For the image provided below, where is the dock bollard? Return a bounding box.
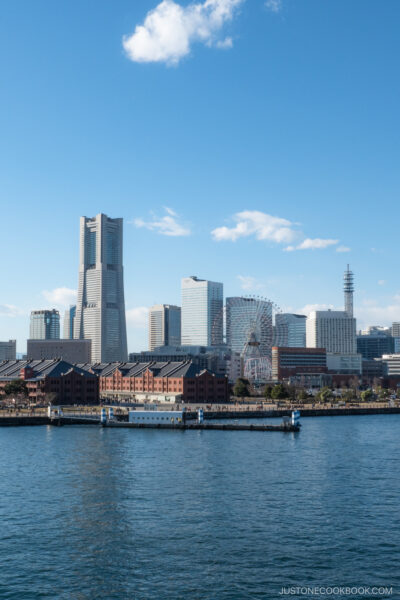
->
[291,410,300,427]
[197,408,204,424]
[100,408,107,424]
[108,407,114,421]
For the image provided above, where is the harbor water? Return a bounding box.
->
[0,414,399,599]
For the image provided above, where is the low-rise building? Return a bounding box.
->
[129,345,233,379]
[357,334,394,360]
[326,353,362,374]
[272,347,327,381]
[27,339,92,363]
[381,354,400,376]
[0,340,16,361]
[94,361,228,403]
[0,359,98,404]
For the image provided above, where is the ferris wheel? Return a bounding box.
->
[213,295,283,384]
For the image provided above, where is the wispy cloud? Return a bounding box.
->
[0,304,25,318]
[134,208,191,237]
[285,238,339,251]
[42,287,77,307]
[378,280,386,286]
[298,303,336,315]
[237,275,265,291]
[336,245,351,253]
[212,210,341,251]
[357,296,400,329]
[212,210,298,244]
[123,0,244,66]
[126,307,148,328]
[265,0,282,13]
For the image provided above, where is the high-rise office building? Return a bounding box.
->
[275,313,306,347]
[148,304,181,351]
[74,213,128,363]
[0,340,16,361]
[63,305,76,339]
[226,297,272,355]
[306,310,357,353]
[181,276,223,346]
[30,310,60,340]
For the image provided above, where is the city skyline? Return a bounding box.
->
[1,1,400,351]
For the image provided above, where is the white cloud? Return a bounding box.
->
[285,238,339,251]
[336,245,351,253]
[298,303,336,316]
[126,307,148,328]
[265,0,282,13]
[212,210,298,244]
[212,211,343,251]
[357,296,400,329]
[237,275,265,291]
[378,280,386,286]
[42,287,77,307]
[0,304,25,318]
[123,0,243,65]
[134,208,191,237]
[215,36,233,48]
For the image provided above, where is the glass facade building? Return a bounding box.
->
[74,213,128,362]
[181,277,223,346]
[63,305,76,339]
[274,313,306,347]
[30,310,60,340]
[148,305,181,351]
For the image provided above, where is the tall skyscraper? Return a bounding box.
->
[344,264,354,317]
[148,304,181,351]
[74,213,128,363]
[226,297,272,355]
[306,310,356,353]
[181,276,223,346]
[274,313,306,347]
[63,305,76,339]
[30,310,60,340]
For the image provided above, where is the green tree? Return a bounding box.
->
[271,384,288,400]
[316,386,332,403]
[296,388,308,402]
[4,380,28,397]
[264,385,273,399]
[233,377,250,398]
[360,389,373,402]
[342,389,357,402]
[377,387,390,400]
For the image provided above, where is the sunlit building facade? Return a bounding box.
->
[74,213,128,363]
[181,276,223,346]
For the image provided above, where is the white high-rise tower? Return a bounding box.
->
[74,213,128,363]
[181,276,223,346]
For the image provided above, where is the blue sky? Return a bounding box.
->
[0,0,399,353]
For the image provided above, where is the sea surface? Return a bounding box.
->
[0,415,399,600]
